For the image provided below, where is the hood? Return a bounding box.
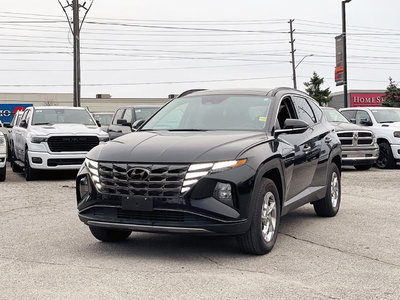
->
[379,121,400,128]
[329,122,367,132]
[88,131,270,163]
[29,123,106,137]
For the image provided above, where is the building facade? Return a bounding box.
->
[329,89,386,109]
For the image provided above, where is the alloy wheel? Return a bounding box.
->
[331,172,339,207]
[261,191,277,243]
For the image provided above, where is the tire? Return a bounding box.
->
[24,151,37,181]
[354,164,373,171]
[89,226,131,242]
[0,166,5,182]
[376,142,396,169]
[237,178,281,255]
[313,163,341,217]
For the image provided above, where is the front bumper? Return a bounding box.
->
[341,146,379,166]
[28,150,85,170]
[391,144,400,160]
[77,163,256,235]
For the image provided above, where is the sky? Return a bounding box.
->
[0,0,399,98]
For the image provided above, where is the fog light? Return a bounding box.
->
[79,176,90,201]
[213,182,233,207]
[32,157,42,164]
[0,158,4,162]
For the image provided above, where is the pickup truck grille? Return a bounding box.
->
[98,163,189,197]
[47,136,99,152]
[337,131,373,146]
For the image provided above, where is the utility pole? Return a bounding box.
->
[289,19,297,89]
[342,0,352,108]
[58,0,94,107]
[72,0,81,107]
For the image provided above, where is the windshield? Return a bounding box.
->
[32,109,96,126]
[142,94,271,131]
[323,109,349,123]
[135,107,159,121]
[371,109,400,123]
[93,113,113,126]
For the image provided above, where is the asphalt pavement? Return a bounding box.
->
[0,164,399,299]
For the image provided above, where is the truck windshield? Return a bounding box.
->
[135,107,159,121]
[93,113,113,126]
[323,109,349,123]
[142,94,271,131]
[371,109,400,123]
[32,109,96,126]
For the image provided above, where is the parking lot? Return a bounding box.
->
[0,164,399,299]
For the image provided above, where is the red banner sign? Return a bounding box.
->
[350,93,385,107]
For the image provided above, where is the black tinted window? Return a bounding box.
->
[112,109,124,125]
[308,100,323,122]
[293,96,316,125]
[356,110,372,125]
[341,110,356,121]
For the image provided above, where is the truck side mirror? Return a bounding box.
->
[132,119,145,131]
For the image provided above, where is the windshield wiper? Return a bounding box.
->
[33,122,53,126]
[380,121,396,123]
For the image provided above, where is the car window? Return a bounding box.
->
[112,109,124,125]
[356,110,372,126]
[277,97,297,129]
[341,110,356,121]
[292,96,316,125]
[123,108,133,123]
[308,99,323,122]
[135,107,159,121]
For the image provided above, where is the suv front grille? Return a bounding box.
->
[47,136,99,152]
[99,163,189,197]
[337,131,373,146]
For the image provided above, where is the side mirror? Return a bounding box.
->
[132,119,145,131]
[274,119,309,137]
[349,119,356,124]
[3,122,12,128]
[116,119,127,125]
[360,119,372,126]
[95,120,101,127]
[20,120,28,128]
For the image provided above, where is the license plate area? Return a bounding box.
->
[121,196,153,211]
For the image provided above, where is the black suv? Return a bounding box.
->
[77,88,341,255]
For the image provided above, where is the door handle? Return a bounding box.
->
[303,145,312,152]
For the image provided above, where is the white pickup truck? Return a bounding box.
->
[10,106,109,180]
[340,107,400,169]
[0,132,6,181]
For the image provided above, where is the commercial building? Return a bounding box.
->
[329,89,386,109]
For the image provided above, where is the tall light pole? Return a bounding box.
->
[58,0,94,107]
[342,0,351,108]
[295,54,314,69]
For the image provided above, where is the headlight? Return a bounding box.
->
[99,136,110,142]
[394,131,400,138]
[85,158,101,190]
[0,136,5,145]
[181,159,247,193]
[31,136,48,143]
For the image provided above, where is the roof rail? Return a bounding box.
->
[269,87,308,97]
[177,89,207,98]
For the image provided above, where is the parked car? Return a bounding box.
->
[0,132,6,181]
[108,106,160,140]
[10,106,109,181]
[77,88,342,255]
[92,112,114,132]
[7,110,24,168]
[322,107,378,170]
[0,121,9,140]
[340,107,400,169]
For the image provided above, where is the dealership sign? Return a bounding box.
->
[0,104,32,123]
[350,93,385,107]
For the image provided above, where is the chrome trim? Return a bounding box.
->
[86,220,211,233]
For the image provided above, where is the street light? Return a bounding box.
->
[342,0,352,108]
[295,54,314,69]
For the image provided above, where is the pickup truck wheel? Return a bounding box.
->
[354,164,373,171]
[89,226,131,242]
[0,166,5,182]
[313,163,341,217]
[24,152,37,181]
[376,142,396,169]
[237,178,280,255]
